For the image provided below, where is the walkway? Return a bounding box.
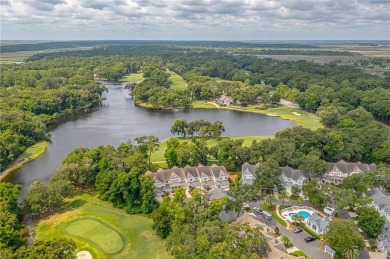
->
[275,205,291,229]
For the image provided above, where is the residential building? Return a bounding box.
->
[146,164,229,196]
[241,160,376,188]
[204,187,232,200]
[321,160,376,185]
[305,213,331,235]
[367,188,390,254]
[241,162,258,185]
[240,162,307,189]
[217,95,233,106]
[280,166,307,188]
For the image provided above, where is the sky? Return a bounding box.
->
[1,0,389,41]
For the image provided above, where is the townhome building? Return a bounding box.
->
[241,162,307,189]
[367,188,390,254]
[146,164,229,196]
[321,160,376,185]
[242,160,376,188]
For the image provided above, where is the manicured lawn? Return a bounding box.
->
[168,70,187,91]
[120,73,144,82]
[34,193,172,259]
[289,250,309,258]
[19,141,48,161]
[212,77,239,83]
[245,106,322,130]
[191,100,218,109]
[260,204,288,227]
[192,103,323,130]
[151,136,273,163]
[65,218,124,254]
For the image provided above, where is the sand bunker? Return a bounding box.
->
[292,112,301,116]
[76,251,93,259]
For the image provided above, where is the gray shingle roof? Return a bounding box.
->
[205,187,232,200]
[367,188,386,200]
[326,160,377,174]
[308,213,331,231]
[241,162,258,176]
[280,166,306,180]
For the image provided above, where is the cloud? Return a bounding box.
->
[1,0,389,40]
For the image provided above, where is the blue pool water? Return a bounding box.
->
[288,211,311,219]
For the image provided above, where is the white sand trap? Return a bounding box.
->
[267,114,278,117]
[76,251,93,259]
[292,112,301,116]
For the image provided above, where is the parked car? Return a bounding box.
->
[304,236,316,243]
[262,211,272,220]
[293,228,302,234]
[253,207,263,214]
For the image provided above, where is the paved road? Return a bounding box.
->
[248,202,330,259]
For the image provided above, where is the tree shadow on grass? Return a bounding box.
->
[67,199,87,209]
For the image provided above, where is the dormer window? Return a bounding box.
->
[204,177,208,181]
[166,181,169,183]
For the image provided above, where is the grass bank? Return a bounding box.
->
[192,100,219,109]
[0,141,48,181]
[151,136,273,163]
[260,204,288,227]
[289,250,309,258]
[34,193,171,259]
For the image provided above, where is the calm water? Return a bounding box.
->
[6,81,295,197]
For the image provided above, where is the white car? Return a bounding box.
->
[253,207,263,214]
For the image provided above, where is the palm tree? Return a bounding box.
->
[265,194,277,209]
[343,246,360,259]
[135,135,160,169]
[296,215,305,227]
[280,235,292,248]
[292,214,299,226]
[278,190,288,205]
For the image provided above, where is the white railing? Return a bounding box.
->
[280,206,316,215]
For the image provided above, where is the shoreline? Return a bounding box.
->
[0,98,104,181]
[136,100,323,131]
[0,141,49,182]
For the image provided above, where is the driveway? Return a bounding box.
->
[248,202,330,259]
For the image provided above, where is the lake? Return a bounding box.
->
[6,81,296,197]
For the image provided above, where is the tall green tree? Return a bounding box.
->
[170,119,188,138]
[325,220,365,254]
[356,207,385,238]
[135,135,160,169]
[298,153,326,180]
[253,159,282,192]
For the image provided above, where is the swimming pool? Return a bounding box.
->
[288,211,311,219]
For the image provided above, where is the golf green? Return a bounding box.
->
[65,218,124,254]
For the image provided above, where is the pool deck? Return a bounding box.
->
[281,206,317,225]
